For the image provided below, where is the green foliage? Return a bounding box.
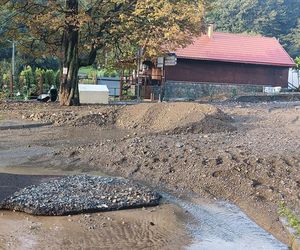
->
[44,69,56,91]
[2,0,207,105]
[35,67,45,95]
[0,60,11,89]
[207,0,300,57]
[20,66,36,97]
[79,79,96,85]
[0,88,10,100]
[295,57,300,70]
[55,70,60,88]
[79,66,100,77]
[279,202,300,236]
[33,58,60,71]
[0,43,12,61]
[100,69,118,78]
[3,0,205,66]
[17,67,57,98]
[0,42,59,97]
[35,68,45,79]
[2,73,10,84]
[288,20,300,57]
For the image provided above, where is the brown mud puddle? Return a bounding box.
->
[0,172,289,250]
[0,172,191,250]
[0,204,190,250]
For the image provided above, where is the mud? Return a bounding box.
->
[1,101,235,134]
[0,101,300,246]
[0,205,189,250]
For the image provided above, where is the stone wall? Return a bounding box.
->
[163,81,265,101]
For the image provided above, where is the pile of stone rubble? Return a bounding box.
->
[0,175,161,216]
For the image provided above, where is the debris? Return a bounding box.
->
[0,175,161,216]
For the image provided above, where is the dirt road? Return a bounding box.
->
[0,101,299,246]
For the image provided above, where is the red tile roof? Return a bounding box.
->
[174,32,295,67]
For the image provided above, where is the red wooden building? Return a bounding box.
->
[165,28,295,88]
[123,27,295,100]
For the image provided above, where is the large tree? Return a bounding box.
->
[1,0,206,105]
[289,20,300,56]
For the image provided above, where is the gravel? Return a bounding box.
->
[116,102,235,134]
[0,175,161,216]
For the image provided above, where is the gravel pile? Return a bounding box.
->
[2,102,235,134]
[116,102,235,134]
[22,111,115,127]
[72,113,115,127]
[23,110,79,125]
[0,175,161,216]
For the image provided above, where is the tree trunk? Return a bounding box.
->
[59,0,80,106]
[37,74,44,95]
[297,69,300,91]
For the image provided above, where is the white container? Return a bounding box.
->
[79,84,109,104]
[263,86,282,94]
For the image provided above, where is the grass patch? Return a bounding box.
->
[79,66,95,74]
[79,66,119,78]
[79,66,102,77]
[279,202,300,236]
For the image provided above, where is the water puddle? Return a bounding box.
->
[0,169,288,249]
[163,194,287,250]
[0,166,105,177]
[0,146,51,168]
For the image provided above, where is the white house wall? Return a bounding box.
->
[289,69,300,88]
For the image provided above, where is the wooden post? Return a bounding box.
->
[10,41,15,97]
[120,69,124,100]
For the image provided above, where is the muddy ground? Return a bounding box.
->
[0,100,300,246]
[0,204,189,250]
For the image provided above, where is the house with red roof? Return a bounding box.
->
[160,25,295,100]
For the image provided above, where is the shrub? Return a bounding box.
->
[35,68,45,95]
[279,202,300,236]
[0,60,11,90]
[55,70,60,88]
[44,69,56,91]
[20,66,36,98]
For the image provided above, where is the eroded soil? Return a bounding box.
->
[0,204,189,250]
[0,100,300,246]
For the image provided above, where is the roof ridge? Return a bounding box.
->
[212,31,276,40]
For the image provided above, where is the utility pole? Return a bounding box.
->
[10,41,15,97]
[136,47,143,101]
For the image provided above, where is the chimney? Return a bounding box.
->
[208,24,214,39]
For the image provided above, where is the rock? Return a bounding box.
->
[175,142,184,148]
[0,175,161,216]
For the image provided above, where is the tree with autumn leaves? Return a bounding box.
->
[1,0,206,105]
